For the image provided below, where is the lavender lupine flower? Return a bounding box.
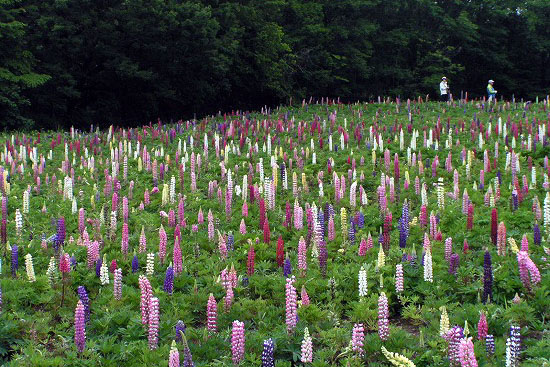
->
[175,320,186,342]
[77,286,90,323]
[449,253,460,275]
[283,257,292,278]
[485,334,495,356]
[482,251,493,304]
[261,338,275,367]
[351,323,365,357]
[11,244,18,277]
[132,254,139,273]
[164,265,174,295]
[74,300,86,353]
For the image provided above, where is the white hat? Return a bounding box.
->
[442,76,447,80]
[488,79,494,83]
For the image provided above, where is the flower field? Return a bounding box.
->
[0,98,549,366]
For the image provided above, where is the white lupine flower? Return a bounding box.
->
[15,209,23,236]
[424,249,433,283]
[146,253,155,277]
[170,175,176,203]
[25,253,36,282]
[544,192,550,230]
[437,178,445,209]
[100,255,109,285]
[72,198,77,214]
[46,256,57,285]
[358,264,368,298]
[23,190,30,214]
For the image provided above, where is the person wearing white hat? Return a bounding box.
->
[487,79,497,102]
[439,77,449,102]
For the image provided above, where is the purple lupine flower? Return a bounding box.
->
[261,338,275,367]
[242,276,249,287]
[485,334,495,356]
[443,326,464,365]
[95,259,102,278]
[132,254,139,273]
[317,211,325,238]
[56,217,66,254]
[283,257,292,278]
[70,255,77,269]
[77,286,90,323]
[11,244,18,277]
[449,253,460,275]
[533,223,541,246]
[482,250,493,304]
[319,241,328,277]
[399,218,407,248]
[348,221,356,245]
[164,266,174,295]
[227,233,234,252]
[175,320,186,342]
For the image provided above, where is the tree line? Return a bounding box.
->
[1,0,549,130]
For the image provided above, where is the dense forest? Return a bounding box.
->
[1,0,549,130]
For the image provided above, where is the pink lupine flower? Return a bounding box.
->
[207,293,217,333]
[285,276,298,334]
[298,236,307,276]
[198,207,204,225]
[242,201,248,217]
[395,264,404,293]
[60,253,70,274]
[477,311,488,341]
[521,234,529,252]
[378,292,389,341]
[300,327,313,363]
[159,225,167,264]
[74,300,86,353]
[218,231,228,260]
[138,275,153,327]
[78,208,86,234]
[445,237,452,262]
[301,285,310,306]
[121,222,129,257]
[358,237,367,256]
[173,240,183,275]
[169,342,180,367]
[139,226,147,253]
[87,241,100,269]
[458,337,478,367]
[192,224,198,232]
[423,232,431,252]
[148,297,159,350]
[168,209,176,227]
[239,219,246,235]
[351,323,365,357]
[497,222,506,256]
[463,239,469,254]
[328,215,335,241]
[144,189,150,205]
[231,320,245,365]
[517,251,541,291]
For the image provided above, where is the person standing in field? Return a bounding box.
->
[439,77,449,102]
[487,79,497,102]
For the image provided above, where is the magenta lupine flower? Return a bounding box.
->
[173,240,183,275]
[74,300,86,353]
[419,205,427,228]
[139,227,147,253]
[114,268,122,300]
[242,201,248,218]
[458,337,478,367]
[285,276,298,334]
[298,237,307,276]
[351,323,365,357]
[395,264,404,293]
[159,225,167,264]
[168,209,176,227]
[121,222,129,256]
[148,297,159,350]
[78,208,86,234]
[378,292,389,341]
[301,285,310,306]
[520,234,529,252]
[247,245,255,276]
[477,311,488,341]
[178,197,185,226]
[358,237,367,256]
[60,253,70,274]
[123,196,128,223]
[207,293,217,333]
[138,275,153,327]
[112,191,118,212]
[231,320,245,365]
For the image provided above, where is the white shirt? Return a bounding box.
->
[440,81,448,95]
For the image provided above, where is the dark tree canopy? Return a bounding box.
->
[1,0,549,129]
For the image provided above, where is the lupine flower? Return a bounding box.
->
[25,253,35,282]
[60,252,70,274]
[239,219,246,234]
[301,285,310,306]
[482,251,492,304]
[517,251,541,291]
[207,293,217,333]
[449,253,460,275]
[444,237,452,262]
[439,306,449,336]
[297,236,307,276]
[231,320,245,365]
[132,253,139,273]
[148,297,159,350]
[491,208,498,245]
[175,320,186,342]
[164,265,174,295]
[358,264,368,298]
[351,323,365,357]
[485,334,495,356]
[424,249,433,282]
[477,311,488,341]
[300,327,313,363]
[261,338,275,367]
[395,264,404,293]
[378,292,389,341]
[77,286,90,323]
[506,326,521,367]
[276,236,284,267]
[122,222,129,256]
[139,226,147,253]
[319,240,328,277]
[74,300,86,353]
[169,341,180,367]
[159,225,167,264]
[467,203,474,230]
[533,223,541,246]
[458,337,478,367]
[247,244,255,276]
[11,244,18,277]
[381,347,416,367]
[283,256,292,277]
[174,240,183,275]
[139,275,153,327]
[285,276,297,334]
[443,326,464,365]
[497,222,506,256]
[182,333,195,367]
[218,230,228,260]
